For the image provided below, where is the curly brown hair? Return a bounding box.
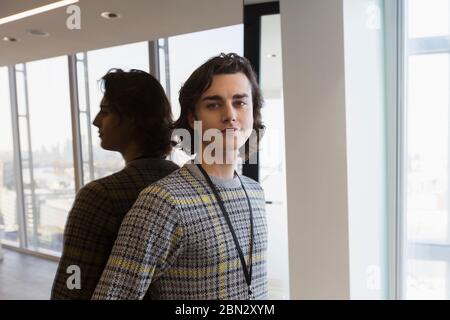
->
[101,68,174,158]
[174,53,264,160]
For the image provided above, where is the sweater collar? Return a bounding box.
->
[184,163,241,189]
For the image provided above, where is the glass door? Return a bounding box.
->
[244,2,289,299]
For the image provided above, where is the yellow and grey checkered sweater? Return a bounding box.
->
[92,164,268,300]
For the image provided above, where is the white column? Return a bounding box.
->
[280,0,351,299]
[344,0,388,299]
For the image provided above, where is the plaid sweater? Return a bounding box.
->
[92,164,268,300]
[51,158,179,300]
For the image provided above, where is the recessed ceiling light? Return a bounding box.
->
[2,36,18,42]
[101,12,121,19]
[26,29,50,37]
[0,0,79,26]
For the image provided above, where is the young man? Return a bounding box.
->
[92,53,267,300]
[51,69,179,299]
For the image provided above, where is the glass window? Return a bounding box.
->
[403,0,450,299]
[408,0,449,38]
[84,41,150,181]
[17,56,75,254]
[0,67,19,246]
[259,14,289,299]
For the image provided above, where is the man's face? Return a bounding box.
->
[190,72,254,162]
[92,96,135,152]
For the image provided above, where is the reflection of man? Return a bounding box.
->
[51,69,178,299]
[93,53,267,300]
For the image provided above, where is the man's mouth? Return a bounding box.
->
[221,128,239,134]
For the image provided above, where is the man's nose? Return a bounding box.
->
[222,102,236,122]
[93,113,100,127]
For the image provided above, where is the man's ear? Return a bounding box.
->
[188,111,196,130]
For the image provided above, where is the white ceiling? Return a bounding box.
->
[244,0,277,5]
[0,0,243,66]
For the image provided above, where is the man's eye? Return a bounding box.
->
[235,101,247,107]
[207,103,220,109]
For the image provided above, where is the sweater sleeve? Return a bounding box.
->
[51,182,116,300]
[92,185,184,300]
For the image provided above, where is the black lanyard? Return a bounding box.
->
[196,164,254,298]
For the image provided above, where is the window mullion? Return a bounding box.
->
[81,52,95,182]
[384,0,407,300]
[408,36,450,55]
[7,66,27,249]
[68,55,84,191]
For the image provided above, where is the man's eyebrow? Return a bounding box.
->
[233,93,249,99]
[201,94,249,101]
[201,95,223,101]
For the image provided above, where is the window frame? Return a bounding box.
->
[389,0,450,299]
